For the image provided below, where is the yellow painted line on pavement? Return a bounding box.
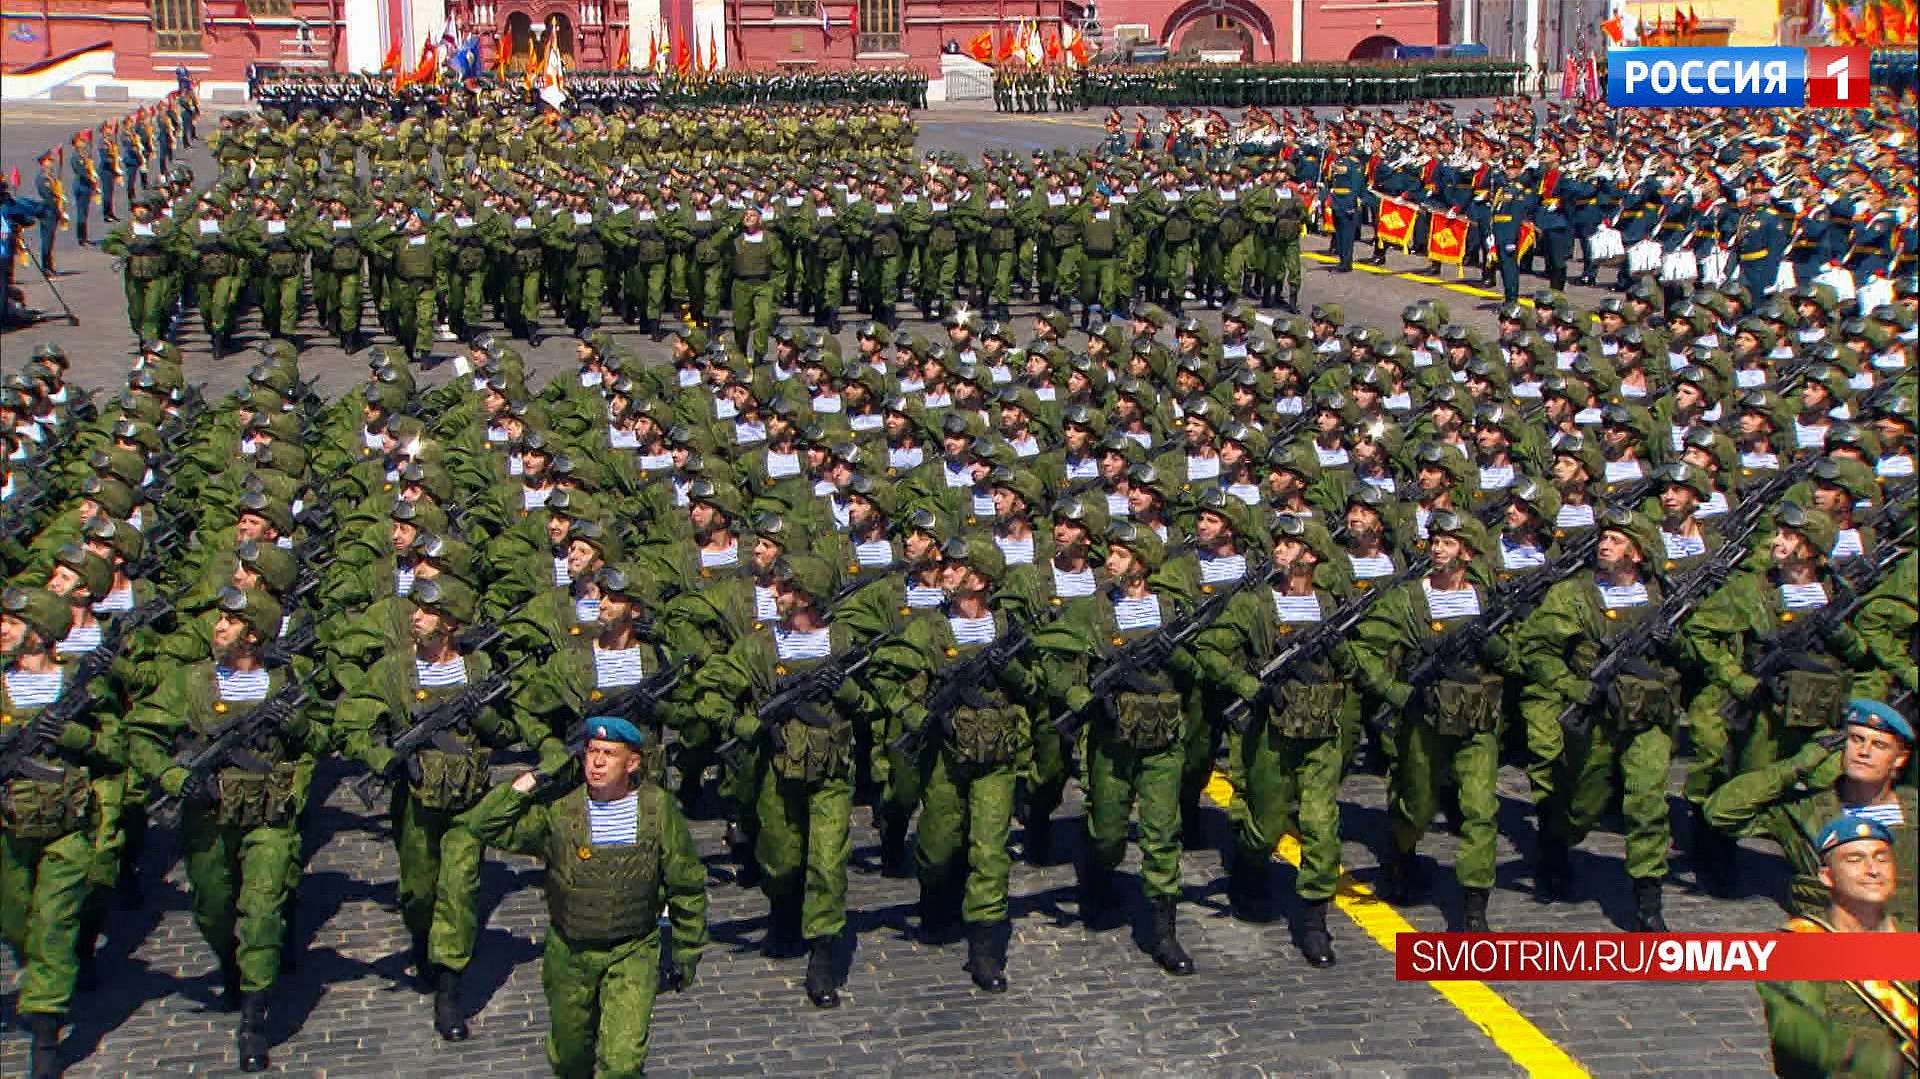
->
[1203,772,1590,1079]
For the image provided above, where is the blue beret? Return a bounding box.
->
[1814,813,1895,858]
[1843,698,1915,744]
[583,715,647,748]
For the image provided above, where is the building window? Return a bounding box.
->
[151,0,203,51]
[773,0,817,16]
[248,0,293,14]
[857,0,900,52]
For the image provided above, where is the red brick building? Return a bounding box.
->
[2,0,1444,99]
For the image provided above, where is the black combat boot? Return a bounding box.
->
[916,878,964,945]
[878,810,912,879]
[1633,878,1668,932]
[409,932,432,991]
[764,894,805,958]
[1368,245,1389,266]
[1461,887,1491,933]
[237,991,271,1073]
[1376,847,1424,904]
[804,935,841,1008]
[1533,837,1572,903]
[433,966,470,1042]
[964,921,1009,993]
[217,952,243,1011]
[1691,805,1738,897]
[1226,849,1272,923]
[1147,896,1195,976]
[525,321,542,348]
[1021,806,1053,866]
[1285,285,1300,313]
[27,1013,62,1079]
[1077,863,1123,931]
[1296,899,1336,968]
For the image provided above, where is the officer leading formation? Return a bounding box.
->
[1,77,1916,1079]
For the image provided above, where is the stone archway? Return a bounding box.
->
[503,10,533,68]
[1160,0,1277,61]
[1347,34,1400,59]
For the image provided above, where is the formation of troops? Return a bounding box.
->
[254,68,929,116]
[2,74,1918,1079]
[1073,60,1530,109]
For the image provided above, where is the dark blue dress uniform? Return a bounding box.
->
[1655,189,1694,253]
[1732,198,1786,297]
[1533,186,1575,290]
[1369,157,1416,263]
[1617,177,1659,244]
[95,133,117,221]
[1327,153,1366,271]
[1560,172,1608,284]
[67,141,95,246]
[1844,209,1895,278]
[1487,163,1538,303]
[1786,203,1829,284]
[32,163,60,271]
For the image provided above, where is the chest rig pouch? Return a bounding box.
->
[329,240,362,272]
[186,688,299,830]
[1428,674,1503,736]
[1271,675,1346,740]
[769,658,854,783]
[1105,623,1183,752]
[400,681,494,811]
[545,790,662,943]
[0,720,94,840]
[1778,663,1851,729]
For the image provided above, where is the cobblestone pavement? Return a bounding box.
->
[3,103,1793,1078]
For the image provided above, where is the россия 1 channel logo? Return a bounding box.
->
[1607,46,1870,108]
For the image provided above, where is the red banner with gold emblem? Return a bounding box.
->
[1518,221,1538,261]
[1426,212,1470,266]
[1375,196,1418,250]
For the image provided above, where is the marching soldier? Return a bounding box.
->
[459,716,708,1078]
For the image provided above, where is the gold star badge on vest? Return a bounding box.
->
[577,845,593,861]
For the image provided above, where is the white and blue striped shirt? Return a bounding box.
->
[1113,595,1163,631]
[1846,801,1907,829]
[594,646,645,688]
[395,568,416,597]
[1053,565,1097,598]
[906,582,947,608]
[574,597,602,624]
[774,627,833,660]
[1272,592,1323,623]
[1831,529,1864,560]
[586,792,639,846]
[1349,553,1396,580]
[1501,538,1548,571]
[1662,531,1709,560]
[58,623,102,655]
[1198,553,1247,585]
[1423,581,1482,620]
[1556,503,1596,530]
[553,558,571,588]
[754,584,779,621]
[699,543,740,569]
[1604,459,1645,485]
[3,670,63,707]
[216,665,271,701]
[854,539,894,567]
[950,616,997,645]
[1779,583,1829,611]
[995,534,1036,565]
[92,587,135,614]
[1599,581,1651,609]
[1186,455,1222,480]
[415,657,469,688]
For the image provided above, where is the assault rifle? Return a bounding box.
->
[151,682,312,824]
[1224,558,1428,734]
[0,597,177,784]
[1364,535,1596,736]
[1053,561,1268,738]
[351,626,553,809]
[891,605,1059,756]
[715,630,897,768]
[1723,527,1915,733]
[560,656,689,754]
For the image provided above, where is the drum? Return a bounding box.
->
[1588,225,1625,264]
[1627,239,1663,274]
[1659,249,1699,284]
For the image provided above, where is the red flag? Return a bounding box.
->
[380,39,402,73]
[1601,13,1625,43]
[1067,27,1090,66]
[646,28,657,69]
[1375,196,1419,249]
[706,27,718,72]
[966,30,994,63]
[1045,30,1063,64]
[674,32,691,74]
[997,27,1015,62]
[1425,212,1470,265]
[613,26,629,68]
[7,168,19,189]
